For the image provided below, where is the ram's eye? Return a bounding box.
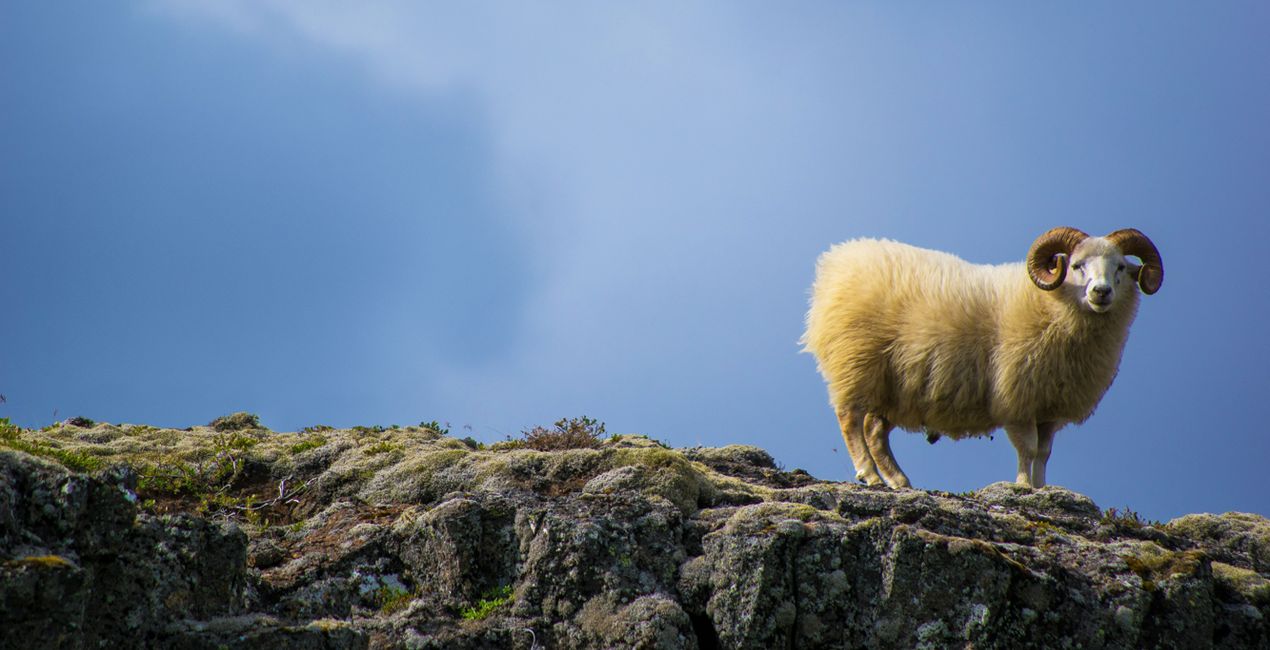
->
[1117,264,1126,271]
[1071,262,1083,270]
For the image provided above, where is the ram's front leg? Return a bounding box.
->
[1005,423,1038,487]
[1029,422,1061,488]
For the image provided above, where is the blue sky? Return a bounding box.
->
[2,2,1267,522]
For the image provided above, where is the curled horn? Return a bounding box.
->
[1106,228,1164,295]
[1027,227,1089,291]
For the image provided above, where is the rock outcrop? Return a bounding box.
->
[1,420,1267,649]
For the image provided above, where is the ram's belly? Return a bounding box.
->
[885,326,997,436]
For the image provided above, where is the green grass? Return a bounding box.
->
[0,418,106,472]
[460,585,514,620]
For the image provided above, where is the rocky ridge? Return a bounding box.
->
[1,417,1267,649]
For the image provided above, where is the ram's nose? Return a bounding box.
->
[1090,285,1111,299]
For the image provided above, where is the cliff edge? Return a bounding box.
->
[2,417,1267,649]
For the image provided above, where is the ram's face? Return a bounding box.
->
[1066,238,1135,313]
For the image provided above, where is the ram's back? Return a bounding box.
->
[803,239,1014,436]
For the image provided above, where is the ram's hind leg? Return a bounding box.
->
[1005,423,1038,487]
[861,413,910,488]
[835,405,883,486]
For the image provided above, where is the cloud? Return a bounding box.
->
[137,2,960,446]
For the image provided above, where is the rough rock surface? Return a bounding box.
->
[1,421,1267,649]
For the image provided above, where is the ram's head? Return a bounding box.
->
[1027,226,1164,313]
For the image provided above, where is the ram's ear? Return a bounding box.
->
[1124,261,1143,282]
[1106,229,1163,295]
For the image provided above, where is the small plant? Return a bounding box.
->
[136,461,203,497]
[1102,506,1160,530]
[460,585,514,621]
[301,424,334,434]
[209,412,261,432]
[66,416,96,428]
[374,584,415,615]
[363,441,399,455]
[419,420,450,436]
[459,436,484,450]
[136,431,259,505]
[289,435,328,454]
[351,425,386,436]
[213,431,260,453]
[517,416,606,451]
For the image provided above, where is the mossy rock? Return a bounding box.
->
[1121,542,1209,592]
[1212,561,1270,606]
[1164,512,1270,574]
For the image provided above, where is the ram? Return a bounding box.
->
[801,227,1163,489]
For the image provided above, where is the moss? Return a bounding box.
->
[1122,544,1207,592]
[489,439,526,451]
[786,503,822,522]
[612,446,678,470]
[304,618,353,632]
[0,436,106,473]
[410,448,470,471]
[1023,518,1064,540]
[373,584,415,614]
[1212,561,1270,605]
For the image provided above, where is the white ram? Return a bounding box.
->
[801,227,1163,488]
